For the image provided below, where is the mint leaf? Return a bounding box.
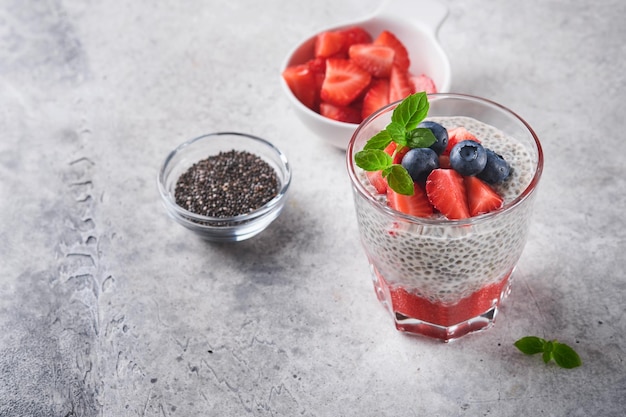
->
[514,336,582,369]
[355,149,392,171]
[514,336,545,355]
[356,91,431,196]
[363,130,393,150]
[386,121,408,145]
[391,92,429,130]
[383,165,414,196]
[406,128,437,149]
[552,342,582,369]
[542,345,553,364]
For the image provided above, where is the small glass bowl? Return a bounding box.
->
[157,132,291,242]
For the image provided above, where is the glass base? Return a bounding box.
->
[371,266,513,342]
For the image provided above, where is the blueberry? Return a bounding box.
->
[418,121,448,155]
[478,148,511,184]
[449,140,487,176]
[401,147,440,183]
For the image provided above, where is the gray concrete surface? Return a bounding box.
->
[1,0,625,415]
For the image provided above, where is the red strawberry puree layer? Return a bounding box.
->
[373,268,513,340]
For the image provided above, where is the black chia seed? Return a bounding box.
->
[174,150,280,218]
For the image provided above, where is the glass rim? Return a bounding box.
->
[346,92,544,226]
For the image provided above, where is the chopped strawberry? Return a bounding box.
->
[389,65,415,103]
[282,64,318,110]
[425,169,470,220]
[438,154,451,169]
[306,57,327,74]
[306,58,327,107]
[315,30,346,58]
[464,176,503,216]
[374,30,411,72]
[443,127,481,156]
[392,145,409,165]
[348,44,395,78]
[319,102,362,123]
[320,59,372,106]
[314,27,374,58]
[410,74,437,94]
[387,184,433,218]
[361,78,390,120]
[449,126,479,142]
[382,141,409,164]
[288,27,423,124]
[383,142,397,160]
[366,170,388,194]
[338,26,373,52]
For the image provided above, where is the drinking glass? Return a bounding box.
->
[346,93,543,341]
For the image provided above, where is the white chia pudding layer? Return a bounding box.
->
[354,116,539,304]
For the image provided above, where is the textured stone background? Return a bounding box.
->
[1,0,625,416]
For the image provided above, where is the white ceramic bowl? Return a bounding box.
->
[280,0,452,150]
[157,132,291,242]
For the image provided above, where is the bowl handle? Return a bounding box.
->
[374,0,448,35]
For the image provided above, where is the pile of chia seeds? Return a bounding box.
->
[175,150,280,218]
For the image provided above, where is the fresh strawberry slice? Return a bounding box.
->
[282,64,317,110]
[389,65,415,103]
[338,26,373,52]
[320,59,372,106]
[438,154,451,169]
[366,170,388,194]
[449,126,479,142]
[383,141,409,164]
[443,127,481,156]
[315,30,346,58]
[306,57,326,107]
[361,78,390,120]
[410,74,437,94]
[374,30,410,72]
[319,102,362,123]
[349,44,395,78]
[306,57,327,74]
[425,169,470,220]
[387,184,433,217]
[464,176,503,216]
[384,142,397,155]
[392,145,409,165]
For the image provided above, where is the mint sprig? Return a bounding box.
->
[514,336,582,369]
[354,92,436,196]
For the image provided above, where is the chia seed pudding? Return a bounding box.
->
[354,116,538,305]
